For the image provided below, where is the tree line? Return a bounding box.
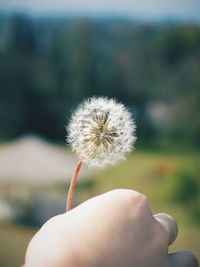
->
[0,14,199,146]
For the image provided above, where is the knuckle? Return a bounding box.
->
[110,188,134,201]
[135,192,148,204]
[110,189,147,206]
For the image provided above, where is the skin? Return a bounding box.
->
[24,189,199,267]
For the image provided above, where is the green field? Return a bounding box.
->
[0,223,37,267]
[0,151,199,266]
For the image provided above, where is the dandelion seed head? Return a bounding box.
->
[66,97,136,167]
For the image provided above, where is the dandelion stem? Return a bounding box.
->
[66,159,83,211]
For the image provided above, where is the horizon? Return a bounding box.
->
[1,0,200,23]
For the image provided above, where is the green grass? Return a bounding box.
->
[0,151,199,266]
[0,223,37,267]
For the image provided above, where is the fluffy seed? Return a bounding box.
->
[66,97,136,167]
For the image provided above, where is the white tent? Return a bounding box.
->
[0,136,89,185]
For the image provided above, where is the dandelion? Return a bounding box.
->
[65,97,136,211]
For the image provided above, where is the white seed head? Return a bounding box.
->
[66,97,136,168]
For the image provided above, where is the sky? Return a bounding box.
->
[1,0,200,22]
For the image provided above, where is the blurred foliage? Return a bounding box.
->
[171,171,199,204]
[12,198,39,226]
[0,14,200,146]
[170,170,200,225]
[0,222,36,267]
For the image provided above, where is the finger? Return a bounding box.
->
[154,213,178,245]
[169,251,199,267]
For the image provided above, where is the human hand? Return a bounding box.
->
[24,189,198,267]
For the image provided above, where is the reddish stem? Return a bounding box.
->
[66,159,83,211]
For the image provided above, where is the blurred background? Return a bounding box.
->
[0,0,200,266]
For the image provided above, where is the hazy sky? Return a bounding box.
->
[1,0,200,22]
